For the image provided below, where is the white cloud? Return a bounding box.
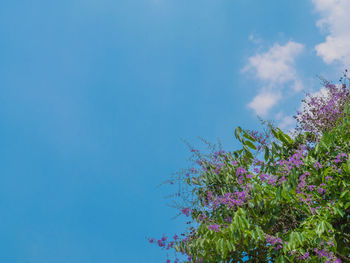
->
[275,112,294,128]
[273,111,296,134]
[309,86,329,100]
[243,41,304,84]
[279,115,295,129]
[243,41,305,116]
[292,79,304,92]
[312,0,350,66]
[247,92,281,116]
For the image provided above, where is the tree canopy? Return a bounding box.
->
[151,78,350,263]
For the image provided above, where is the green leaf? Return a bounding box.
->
[282,132,293,144]
[315,143,320,154]
[278,129,292,145]
[271,128,279,139]
[277,187,282,200]
[243,132,256,142]
[245,140,257,150]
[192,178,200,185]
[316,221,326,236]
[340,190,349,199]
[220,238,226,256]
[334,207,345,217]
[264,146,269,162]
[235,126,242,142]
[276,255,287,263]
[244,148,254,160]
[272,142,279,155]
[226,240,235,251]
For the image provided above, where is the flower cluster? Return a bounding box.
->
[298,252,310,260]
[333,152,348,163]
[208,224,220,232]
[247,130,270,151]
[278,146,307,175]
[295,82,350,138]
[211,190,248,209]
[265,234,283,250]
[314,248,340,263]
[181,208,191,217]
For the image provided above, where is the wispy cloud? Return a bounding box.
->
[247,92,281,116]
[312,0,350,66]
[275,112,295,130]
[248,34,263,45]
[242,41,305,116]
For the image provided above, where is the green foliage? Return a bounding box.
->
[165,105,350,262]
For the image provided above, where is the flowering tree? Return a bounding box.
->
[151,81,350,263]
[295,76,350,140]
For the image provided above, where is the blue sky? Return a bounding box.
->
[0,0,349,262]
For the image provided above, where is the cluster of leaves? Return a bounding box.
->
[151,81,350,263]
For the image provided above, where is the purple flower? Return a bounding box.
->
[325,176,333,182]
[236,167,247,176]
[198,213,208,221]
[318,188,326,194]
[158,239,165,247]
[181,208,191,217]
[208,224,220,232]
[314,161,323,170]
[224,217,232,223]
[308,185,316,191]
[265,234,283,249]
[246,174,253,179]
[327,241,335,247]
